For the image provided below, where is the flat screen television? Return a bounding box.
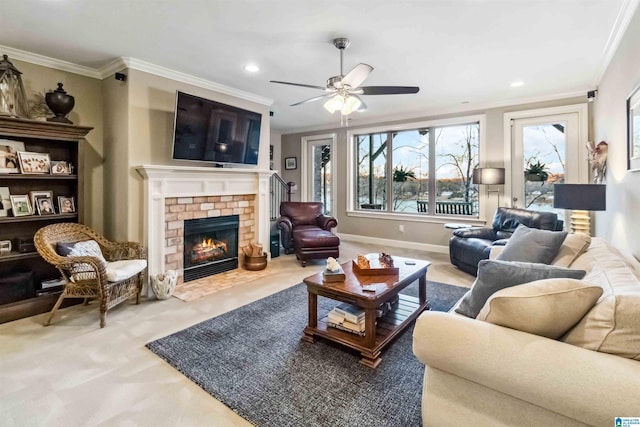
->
[172,91,262,166]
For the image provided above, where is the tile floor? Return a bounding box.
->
[0,240,474,426]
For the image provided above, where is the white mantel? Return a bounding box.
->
[136,164,273,279]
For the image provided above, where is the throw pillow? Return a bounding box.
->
[551,233,591,268]
[476,278,603,339]
[455,259,586,318]
[56,240,107,280]
[497,224,567,264]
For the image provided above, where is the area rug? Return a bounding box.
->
[147,280,468,427]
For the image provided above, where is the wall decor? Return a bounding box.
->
[586,141,608,183]
[285,157,297,170]
[0,186,10,217]
[0,139,25,173]
[18,151,50,174]
[10,194,32,216]
[58,196,75,213]
[627,83,640,171]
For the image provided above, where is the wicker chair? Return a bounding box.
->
[34,223,147,328]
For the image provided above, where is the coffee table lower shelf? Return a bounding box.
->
[303,294,428,368]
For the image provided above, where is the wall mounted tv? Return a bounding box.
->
[172,91,262,166]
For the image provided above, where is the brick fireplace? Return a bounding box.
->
[137,165,272,295]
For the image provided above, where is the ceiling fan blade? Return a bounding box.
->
[342,63,373,88]
[355,96,367,112]
[290,94,329,107]
[360,86,420,95]
[270,80,327,91]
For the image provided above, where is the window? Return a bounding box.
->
[354,120,480,217]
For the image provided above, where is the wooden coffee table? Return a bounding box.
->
[302,255,431,368]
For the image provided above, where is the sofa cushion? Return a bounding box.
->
[552,233,591,268]
[562,239,640,360]
[106,259,147,282]
[56,239,107,264]
[477,278,603,339]
[497,225,567,264]
[455,260,586,318]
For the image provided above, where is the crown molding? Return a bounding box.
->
[593,0,640,86]
[102,57,273,106]
[1,45,273,107]
[0,44,102,79]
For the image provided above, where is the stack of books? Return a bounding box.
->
[327,303,366,336]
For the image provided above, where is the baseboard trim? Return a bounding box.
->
[338,233,448,254]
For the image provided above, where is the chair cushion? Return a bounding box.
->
[106,259,147,282]
[497,225,567,264]
[293,229,340,248]
[455,259,587,318]
[476,278,603,339]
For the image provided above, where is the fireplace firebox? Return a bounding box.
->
[183,215,239,282]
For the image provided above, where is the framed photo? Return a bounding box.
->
[0,187,10,217]
[30,190,53,210]
[51,160,70,175]
[285,157,297,170]
[35,196,55,215]
[10,195,32,216]
[627,83,640,171]
[0,139,26,174]
[58,196,76,214]
[18,151,51,174]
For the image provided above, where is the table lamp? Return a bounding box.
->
[553,184,606,235]
[472,167,505,207]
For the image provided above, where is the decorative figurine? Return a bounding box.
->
[378,253,394,268]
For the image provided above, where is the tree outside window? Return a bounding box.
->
[355,121,479,216]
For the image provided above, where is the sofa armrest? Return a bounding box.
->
[412,311,640,426]
[317,214,338,230]
[452,227,496,240]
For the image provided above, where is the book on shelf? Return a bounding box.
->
[328,311,365,329]
[327,321,366,336]
[333,302,365,324]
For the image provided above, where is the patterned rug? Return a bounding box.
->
[147,280,468,427]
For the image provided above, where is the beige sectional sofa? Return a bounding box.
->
[413,238,640,426]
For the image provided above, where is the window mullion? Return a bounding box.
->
[428,128,436,213]
[386,131,393,212]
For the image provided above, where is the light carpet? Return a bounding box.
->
[147,280,468,427]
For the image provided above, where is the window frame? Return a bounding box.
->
[346,114,487,223]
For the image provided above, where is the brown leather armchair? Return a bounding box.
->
[277,202,339,266]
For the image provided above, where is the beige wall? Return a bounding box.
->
[592,6,640,259]
[121,69,271,243]
[14,59,105,232]
[281,96,585,248]
[101,70,129,239]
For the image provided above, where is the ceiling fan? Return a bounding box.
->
[270,38,420,115]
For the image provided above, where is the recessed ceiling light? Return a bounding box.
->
[245,64,260,73]
[510,81,524,87]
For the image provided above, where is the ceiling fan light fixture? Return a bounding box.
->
[323,95,343,114]
[341,95,361,115]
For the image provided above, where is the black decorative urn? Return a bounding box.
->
[45,82,75,124]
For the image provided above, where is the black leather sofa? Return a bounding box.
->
[449,207,563,275]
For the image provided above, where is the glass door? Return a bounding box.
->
[511,113,580,224]
[303,136,334,215]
